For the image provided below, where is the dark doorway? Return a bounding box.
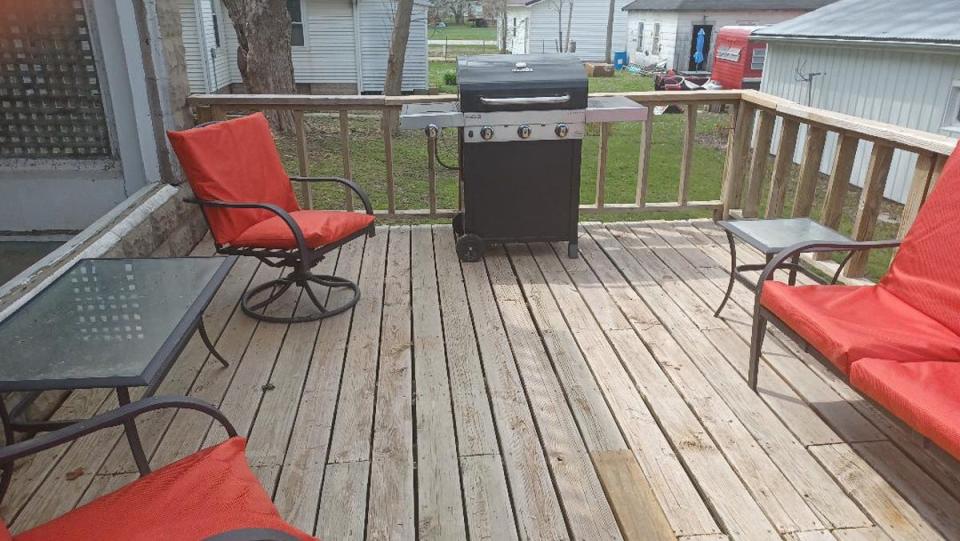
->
[688,24,713,71]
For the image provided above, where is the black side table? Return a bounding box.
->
[714,218,852,316]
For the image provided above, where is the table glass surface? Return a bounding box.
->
[0,258,226,388]
[718,218,851,253]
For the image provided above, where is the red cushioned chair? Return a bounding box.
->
[0,397,315,541]
[748,142,960,459]
[168,112,375,324]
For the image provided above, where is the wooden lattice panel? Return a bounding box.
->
[0,0,111,159]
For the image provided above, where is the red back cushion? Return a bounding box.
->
[881,142,960,336]
[168,113,300,245]
[14,437,314,541]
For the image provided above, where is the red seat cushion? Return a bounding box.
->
[13,437,314,541]
[168,113,300,246]
[851,359,960,460]
[231,210,375,250]
[881,142,960,335]
[760,281,960,373]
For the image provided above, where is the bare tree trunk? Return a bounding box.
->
[563,0,574,53]
[499,0,508,53]
[221,0,297,131]
[384,0,414,131]
[603,0,615,63]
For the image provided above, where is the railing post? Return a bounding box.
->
[791,125,828,218]
[382,110,396,216]
[427,129,438,216]
[721,101,755,218]
[897,152,940,240]
[765,117,800,218]
[742,109,774,218]
[596,122,610,209]
[635,109,653,208]
[845,143,894,278]
[293,110,312,210]
[679,104,697,206]
[339,110,354,211]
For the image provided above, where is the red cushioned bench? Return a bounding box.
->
[748,142,960,461]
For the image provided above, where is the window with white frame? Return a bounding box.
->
[287,0,305,46]
[636,22,644,51]
[944,81,960,134]
[208,0,222,48]
[751,47,766,71]
[652,23,661,54]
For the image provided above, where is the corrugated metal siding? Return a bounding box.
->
[626,11,678,66]
[760,42,960,202]
[359,0,428,92]
[522,0,631,61]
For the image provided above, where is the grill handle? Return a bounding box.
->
[478,94,571,106]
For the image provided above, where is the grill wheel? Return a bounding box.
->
[456,234,485,262]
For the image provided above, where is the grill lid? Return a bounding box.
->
[457,54,588,112]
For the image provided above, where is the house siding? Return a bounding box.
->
[359,0,429,92]
[761,42,960,202]
[626,10,806,69]
[506,0,631,61]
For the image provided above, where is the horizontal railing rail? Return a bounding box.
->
[186,89,958,279]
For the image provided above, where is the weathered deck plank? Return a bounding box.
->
[6,222,960,541]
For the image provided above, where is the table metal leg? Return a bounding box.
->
[788,253,800,285]
[715,230,737,317]
[116,387,151,475]
[198,319,230,368]
[0,400,15,501]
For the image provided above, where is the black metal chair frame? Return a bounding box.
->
[187,175,375,324]
[748,239,902,391]
[0,396,299,540]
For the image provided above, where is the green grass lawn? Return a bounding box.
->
[429,23,497,41]
[430,60,657,94]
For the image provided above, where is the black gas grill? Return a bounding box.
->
[401,54,647,262]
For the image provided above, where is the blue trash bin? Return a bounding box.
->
[613,51,628,70]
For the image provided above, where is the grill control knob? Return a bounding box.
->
[555,124,569,138]
[517,125,532,139]
[479,126,494,141]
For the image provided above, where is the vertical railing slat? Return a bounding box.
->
[293,110,312,210]
[721,102,756,218]
[635,109,653,207]
[790,125,828,218]
[742,109,775,218]
[898,152,941,239]
[764,117,800,219]
[383,110,396,216]
[427,130,438,216]
[814,133,859,260]
[339,110,354,211]
[678,104,697,206]
[845,143,894,277]
[596,122,610,209]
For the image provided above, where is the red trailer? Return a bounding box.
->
[711,26,766,90]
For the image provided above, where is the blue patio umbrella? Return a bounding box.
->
[693,28,706,68]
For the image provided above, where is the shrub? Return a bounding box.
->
[443,71,457,86]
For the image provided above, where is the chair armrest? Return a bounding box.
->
[0,396,236,467]
[756,239,902,295]
[289,176,374,215]
[185,197,312,258]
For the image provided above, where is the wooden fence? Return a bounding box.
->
[187,89,957,279]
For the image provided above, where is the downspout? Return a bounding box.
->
[353,0,364,94]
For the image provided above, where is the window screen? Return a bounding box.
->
[287,0,305,46]
[751,48,766,71]
[0,0,110,159]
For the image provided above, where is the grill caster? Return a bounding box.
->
[457,234,484,262]
[567,241,579,259]
[452,212,464,237]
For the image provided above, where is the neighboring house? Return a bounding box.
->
[622,0,833,71]
[180,0,430,95]
[754,0,960,203]
[502,0,631,61]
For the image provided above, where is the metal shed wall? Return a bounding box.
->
[520,0,632,61]
[760,42,960,203]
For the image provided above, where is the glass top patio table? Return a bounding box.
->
[0,257,235,392]
[717,217,852,255]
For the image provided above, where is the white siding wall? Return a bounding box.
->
[521,0,631,61]
[359,0,429,92]
[761,42,960,203]
[505,8,530,54]
[179,0,208,93]
[626,10,806,69]
[203,0,231,90]
[292,0,357,84]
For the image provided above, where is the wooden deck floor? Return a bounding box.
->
[4,221,960,540]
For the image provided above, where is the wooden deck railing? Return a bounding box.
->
[187,89,957,279]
